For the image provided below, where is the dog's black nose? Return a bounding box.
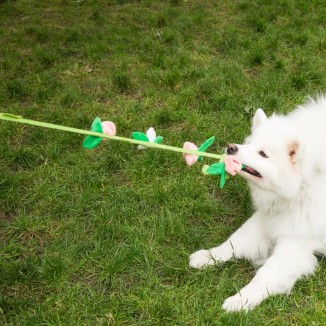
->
[227,144,238,155]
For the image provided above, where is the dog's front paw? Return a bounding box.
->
[222,289,265,312]
[189,245,233,269]
[189,249,215,269]
[222,293,253,312]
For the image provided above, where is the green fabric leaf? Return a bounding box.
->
[205,162,225,175]
[197,136,215,162]
[132,132,149,142]
[198,136,215,152]
[90,117,103,133]
[82,135,103,149]
[220,172,226,188]
[154,136,164,144]
[82,117,103,149]
[203,162,227,188]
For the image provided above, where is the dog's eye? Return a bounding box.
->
[259,150,268,158]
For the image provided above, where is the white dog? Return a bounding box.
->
[189,96,326,311]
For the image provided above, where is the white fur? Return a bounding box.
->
[189,96,326,312]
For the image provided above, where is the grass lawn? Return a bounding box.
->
[1,0,326,324]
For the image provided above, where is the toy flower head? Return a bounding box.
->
[182,136,215,166]
[132,127,163,149]
[183,142,199,166]
[82,117,116,149]
[101,121,116,138]
[202,156,242,188]
[138,127,156,149]
[224,155,242,176]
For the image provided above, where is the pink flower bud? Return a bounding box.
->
[183,142,199,166]
[101,121,116,138]
[224,155,242,176]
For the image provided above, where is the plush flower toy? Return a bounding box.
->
[0,113,243,188]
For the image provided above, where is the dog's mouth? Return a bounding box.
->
[241,164,262,178]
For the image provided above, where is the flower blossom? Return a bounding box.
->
[83,117,117,149]
[101,121,116,138]
[183,142,199,166]
[224,155,242,176]
[138,127,156,149]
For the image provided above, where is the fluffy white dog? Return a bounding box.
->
[189,96,326,311]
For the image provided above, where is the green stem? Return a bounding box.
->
[0,113,223,160]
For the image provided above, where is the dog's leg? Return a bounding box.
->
[222,240,317,312]
[189,212,271,269]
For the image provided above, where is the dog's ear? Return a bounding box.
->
[288,142,299,165]
[252,108,267,132]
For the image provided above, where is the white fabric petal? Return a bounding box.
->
[146,127,156,142]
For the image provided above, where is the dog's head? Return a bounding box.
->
[227,109,304,199]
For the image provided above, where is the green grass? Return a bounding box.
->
[0,0,326,324]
